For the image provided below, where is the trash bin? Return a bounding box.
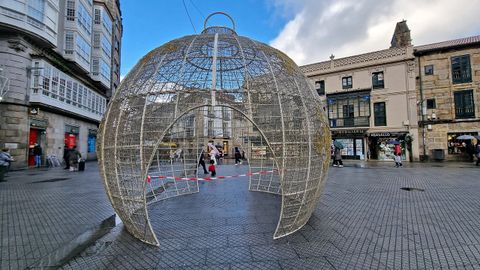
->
[432,149,445,160]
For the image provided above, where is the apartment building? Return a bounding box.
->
[0,0,122,168]
[301,21,420,161]
[414,36,480,161]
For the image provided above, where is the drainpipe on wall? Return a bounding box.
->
[417,55,427,161]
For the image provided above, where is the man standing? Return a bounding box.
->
[33,143,42,168]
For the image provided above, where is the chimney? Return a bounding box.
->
[390,20,412,48]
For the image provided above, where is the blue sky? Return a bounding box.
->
[120,0,291,77]
[120,0,480,78]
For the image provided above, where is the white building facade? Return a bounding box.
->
[0,0,122,168]
[301,22,420,161]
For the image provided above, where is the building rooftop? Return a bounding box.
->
[300,47,410,75]
[414,35,480,53]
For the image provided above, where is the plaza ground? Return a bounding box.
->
[1,160,480,269]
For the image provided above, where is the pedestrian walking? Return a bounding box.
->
[466,142,475,162]
[63,146,71,170]
[394,153,403,167]
[208,159,216,177]
[330,144,335,166]
[33,143,42,168]
[333,146,343,167]
[234,147,242,165]
[209,148,217,166]
[198,150,208,174]
[394,144,401,156]
[0,148,14,182]
[68,146,81,171]
[475,142,480,166]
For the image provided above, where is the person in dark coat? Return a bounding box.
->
[33,144,42,168]
[476,142,480,166]
[466,142,474,162]
[198,150,208,174]
[68,146,81,171]
[333,146,343,167]
[234,147,242,165]
[63,146,71,170]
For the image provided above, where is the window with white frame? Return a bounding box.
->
[72,82,78,103]
[101,34,112,58]
[51,69,59,98]
[93,31,101,49]
[94,8,101,24]
[59,78,65,101]
[78,84,83,107]
[77,2,92,35]
[66,80,72,103]
[75,34,91,64]
[31,61,107,115]
[65,31,74,54]
[91,58,99,75]
[27,0,44,22]
[66,0,75,21]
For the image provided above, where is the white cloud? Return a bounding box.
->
[270,0,480,65]
[120,75,125,82]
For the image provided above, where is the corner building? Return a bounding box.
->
[414,36,480,161]
[0,0,122,168]
[301,21,420,161]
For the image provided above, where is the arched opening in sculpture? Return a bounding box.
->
[144,104,281,207]
[98,12,331,247]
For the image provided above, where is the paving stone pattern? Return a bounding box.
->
[60,162,480,269]
[0,163,114,270]
[3,161,480,269]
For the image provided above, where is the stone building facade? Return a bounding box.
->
[301,21,420,161]
[414,36,480,161]
[0,0,122,169]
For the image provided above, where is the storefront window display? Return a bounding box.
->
[447,132,478,155]
[334,138,365,159]
[369,133,406,161]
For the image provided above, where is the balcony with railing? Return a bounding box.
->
[329,116,370,128]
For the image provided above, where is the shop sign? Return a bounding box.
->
[28,107,39,115]
[369,132,391,137]
[369,132,408,138]
[4,143,18,149]
[331,129,366,136]
[30,118,48,128]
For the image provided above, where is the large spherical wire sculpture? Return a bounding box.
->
[98,12,331,246]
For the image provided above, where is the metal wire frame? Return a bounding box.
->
[98,15,331,246]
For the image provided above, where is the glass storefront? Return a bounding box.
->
[334,137,365,160]
[368,132,407,161]
[447,132,478,156]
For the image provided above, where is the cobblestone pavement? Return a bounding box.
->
[2,161,480,269]
[0,162,114,270]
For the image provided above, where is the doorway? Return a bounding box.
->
[28,128,46,167]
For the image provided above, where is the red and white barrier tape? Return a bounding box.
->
[147,170,277,183]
